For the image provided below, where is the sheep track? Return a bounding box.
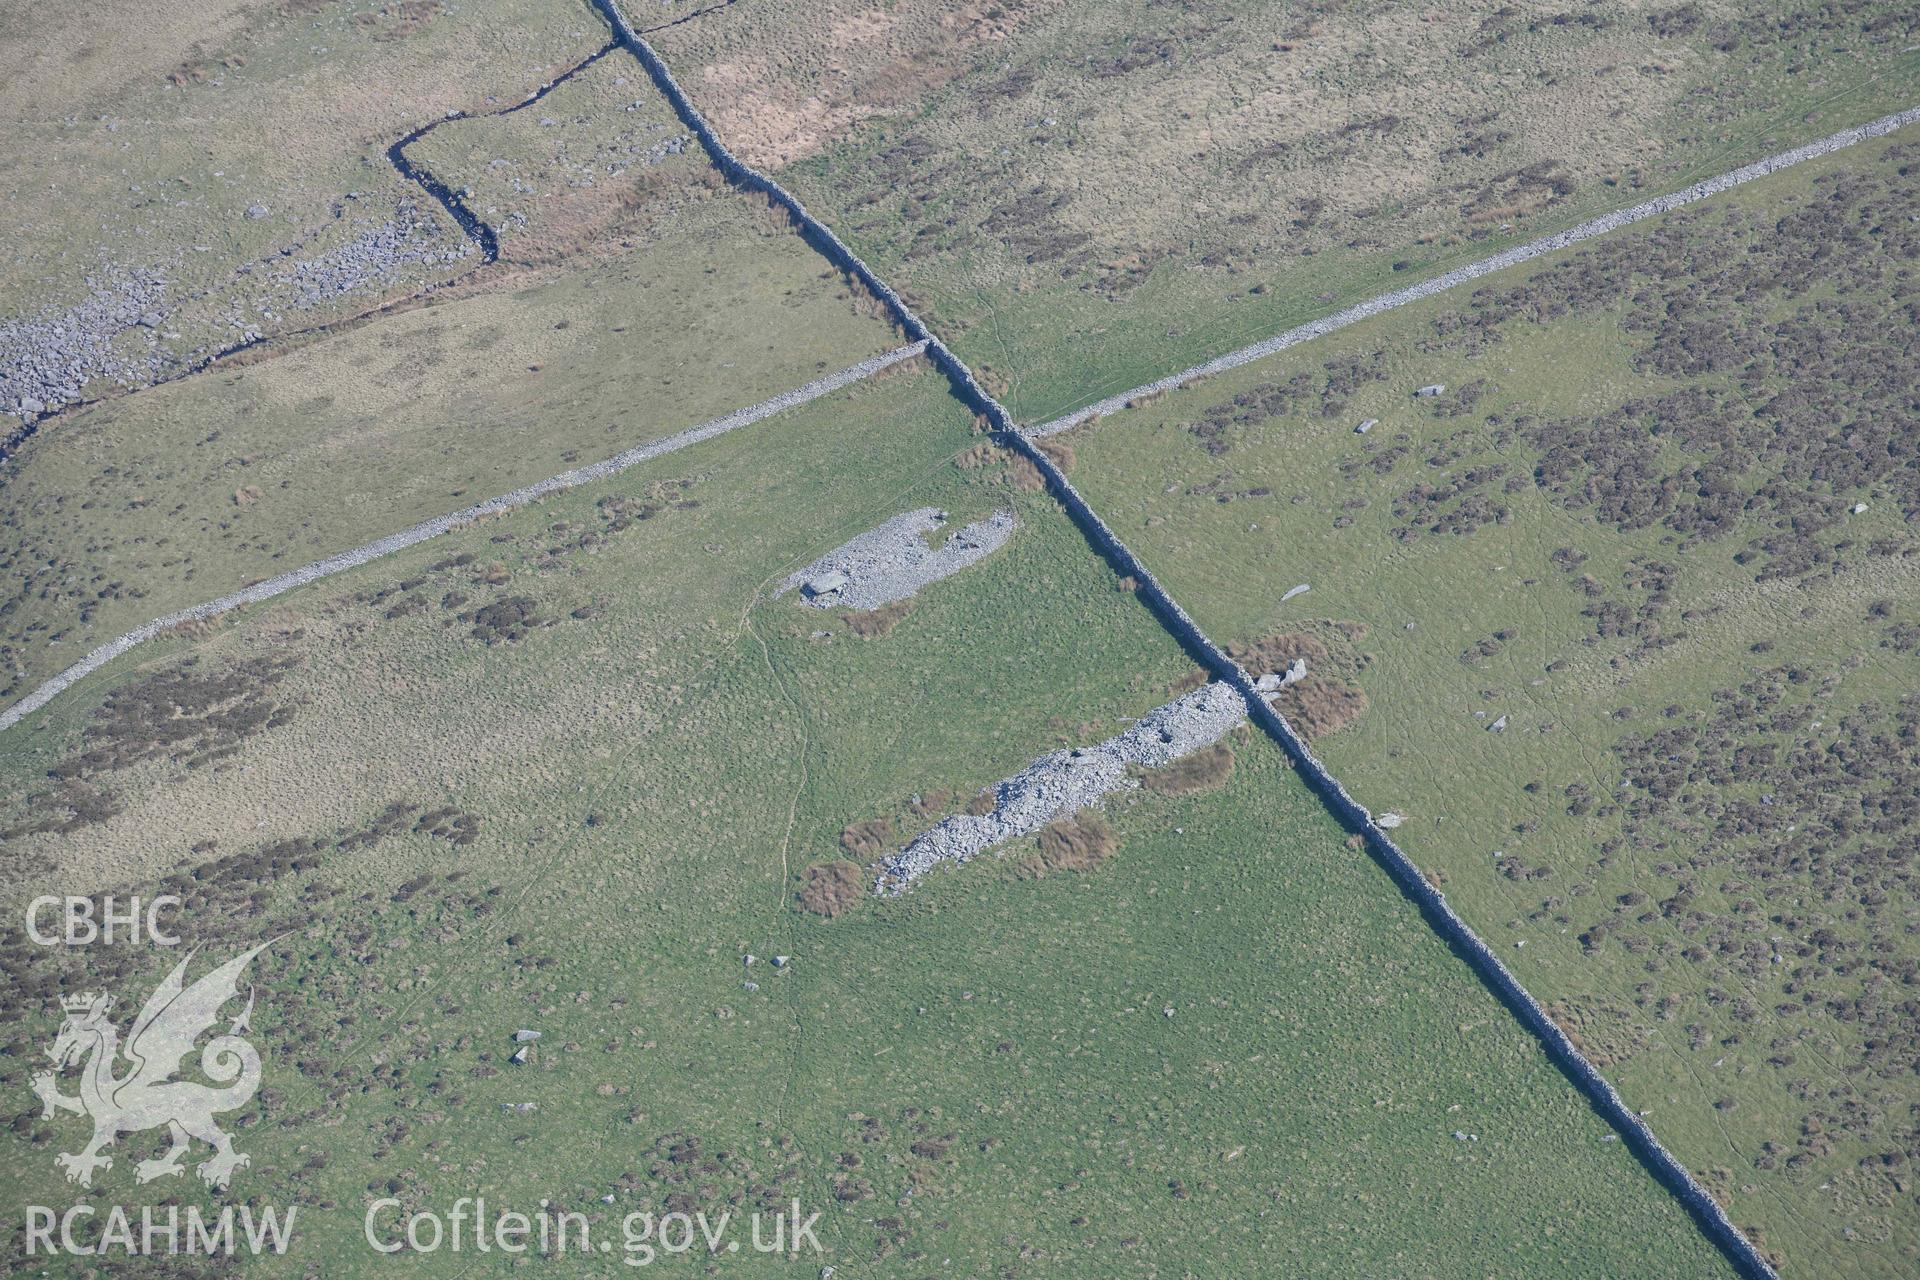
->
[581,2,1880,1273]
[0,340,928,736]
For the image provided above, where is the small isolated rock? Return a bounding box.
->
[508,1047,530,1065]
[1281,583,1310,602]
[245,204,270,219]
[1414,384,1446,397]
[1377,813,1405,829]
[743,954,755,967]
[771,955,790,969]
[1163,1006,1176,1018]
[1851,502,1869,514]
[1354,418,1377,434]
[512,1029,542,1043]
[1487,715,1508,733]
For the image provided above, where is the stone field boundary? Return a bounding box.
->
[10,6,1917,1270]
[0,340,928,734]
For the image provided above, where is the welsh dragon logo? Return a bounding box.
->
[32,943,270,1189]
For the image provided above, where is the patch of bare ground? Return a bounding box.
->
[1017,809,1116,878]
[1134,741,1234,796]
[797,860,865,917]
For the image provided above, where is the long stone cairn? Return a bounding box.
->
[0,341,929,735]
[593,4,1797,1272]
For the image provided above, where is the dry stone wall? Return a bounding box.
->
[0,341,928,734]
[585,7,1798,1271]
[1029,104,1920,438]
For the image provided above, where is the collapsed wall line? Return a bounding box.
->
[1029,103,1920,438]
[589,4,1787,1273]
[0,340,929,736]
[387,40,623,265]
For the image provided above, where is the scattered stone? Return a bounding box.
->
[1376,812,1405,829]
[0,266,172,425]
[508,1047,530,1065]
[512,1029,542,1043]
[771,955,790,969]
[245,204,270,219]
[1414,383,1446,397]
[1281,583,1310,602]
[780,507,1017,612]
[1851,502,1869,514]
[1487,714,1508,733]
[878,682,1256,891]
[270,204,471,307]
[1354,418,1377,434]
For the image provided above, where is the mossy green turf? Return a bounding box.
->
[0,368,1722,1276]
[1069,128,1920,1276]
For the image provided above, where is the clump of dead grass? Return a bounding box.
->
[1018,809,1117,877]
[1136,742,1234,796]
[839,817,895,858]
[797,860,865,917]
[842,601,912,637]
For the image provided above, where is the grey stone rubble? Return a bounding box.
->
[1025,103,1920,440]
[778,508,1016,611]
[587,11,1808,1269]
[875,681,1251,892]
[0,340,930,734]
[272,210,472,308]
[2,267,173,426]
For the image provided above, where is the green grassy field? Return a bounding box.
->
[0,178,899,705]
[0,365,1728,1276]
[1069,126,1920,1276]
[650,0,1920,422]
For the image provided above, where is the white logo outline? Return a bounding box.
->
[32,942,270,1189]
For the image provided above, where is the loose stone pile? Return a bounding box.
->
[1,268,172,428]
[272,208,472,308]
[875,681,1251,892]
[779,508,1016,611]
